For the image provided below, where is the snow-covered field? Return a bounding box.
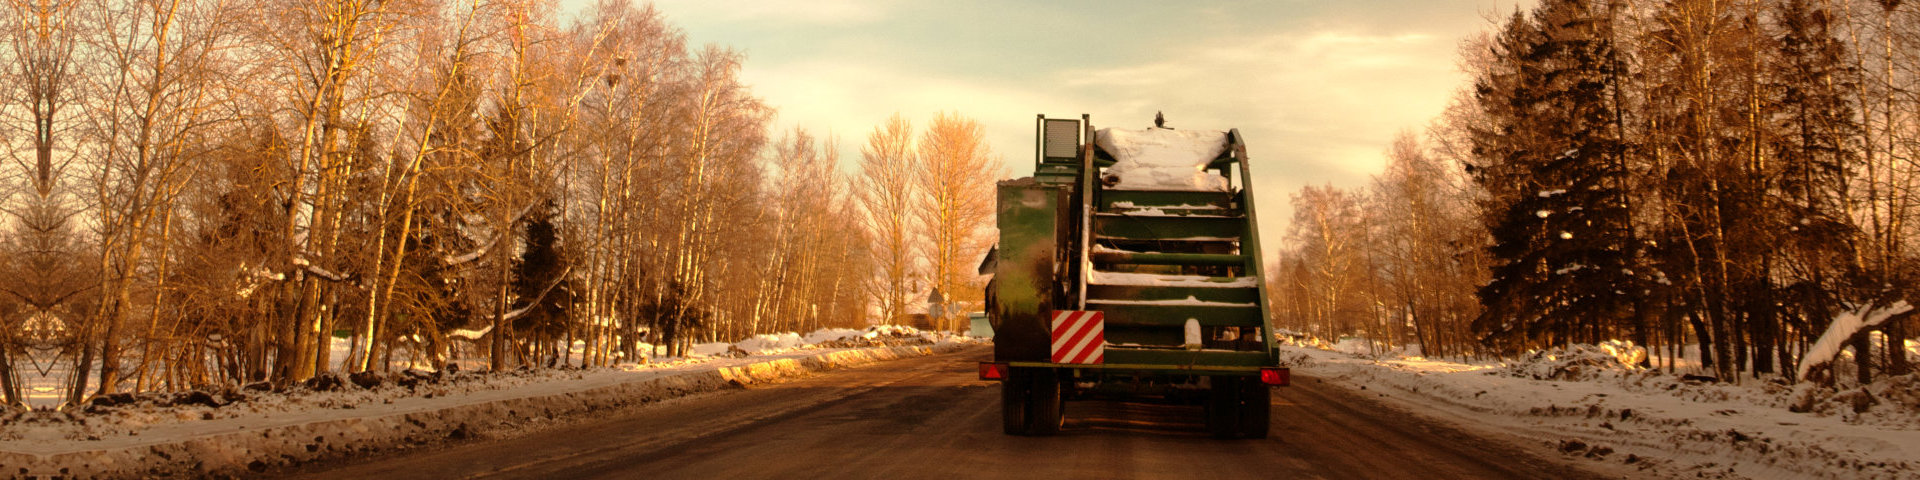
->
[0,327,981,479]
[1283,341,1920,479]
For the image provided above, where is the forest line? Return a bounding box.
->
[1272,0,1920,389]
[0,0,998,408]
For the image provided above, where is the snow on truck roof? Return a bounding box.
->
[1094,127,1231,192]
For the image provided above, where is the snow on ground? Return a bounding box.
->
[0,327,982,479]
[1331,337,1372,355]
[729,333,805,355]
[1281,340,1920,479]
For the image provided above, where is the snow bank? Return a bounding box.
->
[1496,341,1647,381]
[690,342,735,357]
[1331,337,1372,355]
[1094,128,1230,191]
[1288,343,1920,480]
[805,328,866,345]
[1793,373,1920,429]
[679,326,948,359]
[1274,329,1332,350]
[733,333,805,355]
[0,341,983,479]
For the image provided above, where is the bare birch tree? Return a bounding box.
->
[78,0,234,394]
[857,113,917,325]
[913,111,998,332]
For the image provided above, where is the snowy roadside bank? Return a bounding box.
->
[1283,344,1920,480]
[0,337,982,479]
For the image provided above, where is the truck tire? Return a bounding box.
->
[1205,376,1241,438]
[1027,368,1063,436]
[1003,368,1063,435]
[1239,380,1271,439]
[1002,368,1031,435]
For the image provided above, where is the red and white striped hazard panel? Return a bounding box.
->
[1050,310,1105,364]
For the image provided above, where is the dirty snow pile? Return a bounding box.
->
[1283,341,1920,479]
[1494,340,1650,381]
[47,326,964,437]
[1330,337,1373,356]
[1294,335,1422,359]
[1789,371,1920,431]
[1095,127,1230,191]
[696,325,956,357]
[0,326,982,479]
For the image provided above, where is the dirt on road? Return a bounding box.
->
[274,346,1613,480]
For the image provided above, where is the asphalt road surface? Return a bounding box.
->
[276,346,1610,480]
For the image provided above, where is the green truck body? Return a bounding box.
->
[982,115,1286,438]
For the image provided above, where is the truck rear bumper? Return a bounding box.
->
[981,361,1289,386]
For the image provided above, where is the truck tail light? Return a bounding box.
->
[1260,367,1290,386]
[979,362,1010,381]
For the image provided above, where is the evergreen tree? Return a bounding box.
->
[512,202,572,366]
[396,230,473,370]
[1469,0,1633,351]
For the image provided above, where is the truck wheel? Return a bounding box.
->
[1205,376,1242,438]
[1239,380,1271,439]
[1001,369,1031,435]
[1027,368,1063,436]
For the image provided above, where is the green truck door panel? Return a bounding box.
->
[990,180,1071,362]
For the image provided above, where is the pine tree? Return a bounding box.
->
[512,203,572,367]
[1469,0,1634,351]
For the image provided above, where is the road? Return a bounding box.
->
[276,346,1609,480]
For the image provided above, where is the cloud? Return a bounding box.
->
[741,60,1052,170]
[631,0,1512,252]
[1057,29,1457,169]
[744,23,1474,248]
[650,0,900,26]
[1041,27,1467,243]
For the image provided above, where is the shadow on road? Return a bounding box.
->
[1058,400,1213,438]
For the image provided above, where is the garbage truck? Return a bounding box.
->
[979,114,1288,438]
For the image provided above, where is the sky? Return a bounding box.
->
[575,0,1529,254]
